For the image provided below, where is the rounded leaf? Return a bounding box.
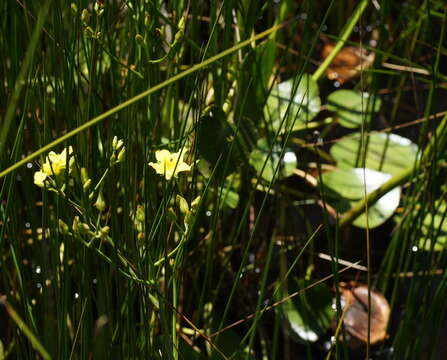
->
[249,138,297,182]
[264,74,321,134]
[331,132,419,176]
[327,90,381,128]
[321,168,401,228]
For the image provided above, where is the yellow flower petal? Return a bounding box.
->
[155,149,171,162]
[34,171,47,187]
[41,147,74,176]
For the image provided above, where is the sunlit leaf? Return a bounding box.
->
[321,168,401,228]
[330,132,419,176]
[264,74,321,134]
[249,138,297,182]
[327,90,381,128]
[407,201,447,251]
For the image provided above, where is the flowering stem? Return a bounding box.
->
[92,168,110,194]
[0,20,292,179]
[153,235,187,267]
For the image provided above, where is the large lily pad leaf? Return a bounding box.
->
[276,278,332,343]
[264,74,321,134]
[327,90,381,128]
[330,132,419,176]
[321,168,401,228]
[249,138,297,182]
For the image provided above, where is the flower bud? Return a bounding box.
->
[58,219,69,235]
[81,9,89,23]
[144,12,151,27]
[116,139,124,151]
[80,167,89,184]
[117,147,126,163]
[83,178,92,192]
[72,216,80,232]
[136,205,145,222]
[135,34,145,46]
[94,192,107,212]
[94,1,104,16]
[176,195,189,215]
[79,223,90,235]
[99,226,110,240]
[191,196,201,209]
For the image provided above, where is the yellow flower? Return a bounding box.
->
[41,147,73,176]
[148,148,191,180]
[34,147,74,187]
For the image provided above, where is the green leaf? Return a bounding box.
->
[276,278,332,342]
[330,131,419,176]
[327,90,381,128]
[418,201,447,251]
[321,168,401,228]
[249,138,297,182]
[221,187,239,209]
[264,74,321,134]
[254,39,276,97]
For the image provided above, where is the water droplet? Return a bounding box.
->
[25,222,31,228]
[26,162,33,169]
[412,246,418,252]
[206,210,212,217]
[74,292,79,299]
[35,266,41,274]
[249,253,255,263]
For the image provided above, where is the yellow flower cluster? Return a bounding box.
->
[34,147,74,187]
[148,148,191,180]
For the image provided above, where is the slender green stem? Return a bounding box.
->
[0,0,52,156]
[0,20,291,180]
[312,0,369,82]
[1,297,52,360]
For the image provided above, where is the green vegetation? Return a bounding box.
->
[1,1,447,359]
